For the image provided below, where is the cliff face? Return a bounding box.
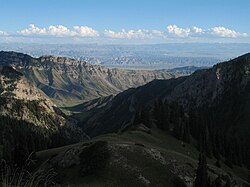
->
[0,51,173,105]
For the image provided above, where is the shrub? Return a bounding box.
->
[171,176,187,187]
[79,141,110,176]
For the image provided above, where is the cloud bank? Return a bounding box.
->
[0,24,249,43]
[210,26,248,38]
[104,29,164,39]
[166,25,248,38]
[17,24,99,37]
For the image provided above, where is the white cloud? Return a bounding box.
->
[167,25,191,37]
[104,29,146,39]
[73,26,99,37]
[0,31,8,36]
[193,26,203,33]
[48,25,73,36]
[18,24,47,35]
[6,24,250,43]
[210,27,248,38]
[167,25,248,38]
[150,30,164,37]
[104,29,163,39]
[18,24,99,37]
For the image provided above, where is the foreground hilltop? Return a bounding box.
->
[36,125,249,186]
[0,51,173,106]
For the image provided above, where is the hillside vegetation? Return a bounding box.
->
[36,128,250,186]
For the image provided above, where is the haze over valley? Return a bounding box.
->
[1,43,250,69]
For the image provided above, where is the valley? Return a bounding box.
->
[0,51,250,187]
[1,1,250,186]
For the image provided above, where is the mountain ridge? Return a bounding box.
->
[0,51,174,106]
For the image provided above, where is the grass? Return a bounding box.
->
[53,143,177,187]
[35,128,250,186]
[0,158,57,187]
[95,129,200,162]
[36,130,184,186]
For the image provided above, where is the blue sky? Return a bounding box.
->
[0,0,250,43]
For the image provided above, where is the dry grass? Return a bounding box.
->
[0,153,57,187]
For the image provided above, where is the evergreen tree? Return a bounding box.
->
[224,177,231,187]
[194,153,210,187]
[213,176,222,187]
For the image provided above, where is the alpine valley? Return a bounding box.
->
[0,51,250,187]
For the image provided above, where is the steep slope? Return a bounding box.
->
[80,53,250,168]
[0,65,86,165]
[0,51,173,106]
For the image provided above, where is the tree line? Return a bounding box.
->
[133,99,248,169]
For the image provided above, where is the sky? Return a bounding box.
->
[0,0,250,44]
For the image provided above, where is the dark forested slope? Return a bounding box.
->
[80,53,250,168]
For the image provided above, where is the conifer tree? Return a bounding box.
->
[194,153,209,187]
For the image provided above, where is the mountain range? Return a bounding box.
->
[0,51,174,106]
[0,51,250,186]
